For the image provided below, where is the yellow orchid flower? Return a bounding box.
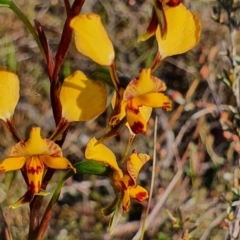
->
[60,70,107,122]
[110,68,171,134]
[85,137,123,178]
[0,67,19,121]
[155,3,201,59]
[85,137,150,212]
[139,3,201,59]
[70,14,115,66]
[0,127,76,208]
[113,151,150,212]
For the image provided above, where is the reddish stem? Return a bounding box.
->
[34,20,55,79]
[5,119,21,142]
[109,62,120,92]
[150,52,162,73]
[28,1,85,238]
[51,0,85,127]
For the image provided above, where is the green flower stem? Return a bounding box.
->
[9,1,45,61]
[0,0,11,7]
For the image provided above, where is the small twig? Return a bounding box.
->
[227,206,240,240]
[199,211,226,240]
[132,168,183,240]
[139,116,158,240]
[174,104,236,147]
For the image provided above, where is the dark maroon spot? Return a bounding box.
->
[167,0,181,7]
[27,165,43,175]
[131,121,144,134]
[128,177,135,187]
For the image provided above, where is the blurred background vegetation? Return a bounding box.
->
[1,0,240,239]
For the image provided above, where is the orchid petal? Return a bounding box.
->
[10,188,49,209]
[110,90,126,126]
[40,155,76,173]
[70,14,115,65]
[114,174,132,190]
[129,185,149,202]
[25,156,45,194]
[9,127,63,158]
[127,152,150,186]
[125,100,147,134]
[122,190,131,212]
[0,67,19,121]
[85,137,123,178]
[0,156,25,173]
[156,3,201,59]
[10,189,34,209]
[139,106,152,123]
[60,71,107,122]
[135,93,172,111]
[123,69,167,102]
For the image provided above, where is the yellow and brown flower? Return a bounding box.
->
[110,68,171,134]
[85,137,150,212]
[0,127,76,207]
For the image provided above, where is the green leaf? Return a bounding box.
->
[75,160,112,176]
